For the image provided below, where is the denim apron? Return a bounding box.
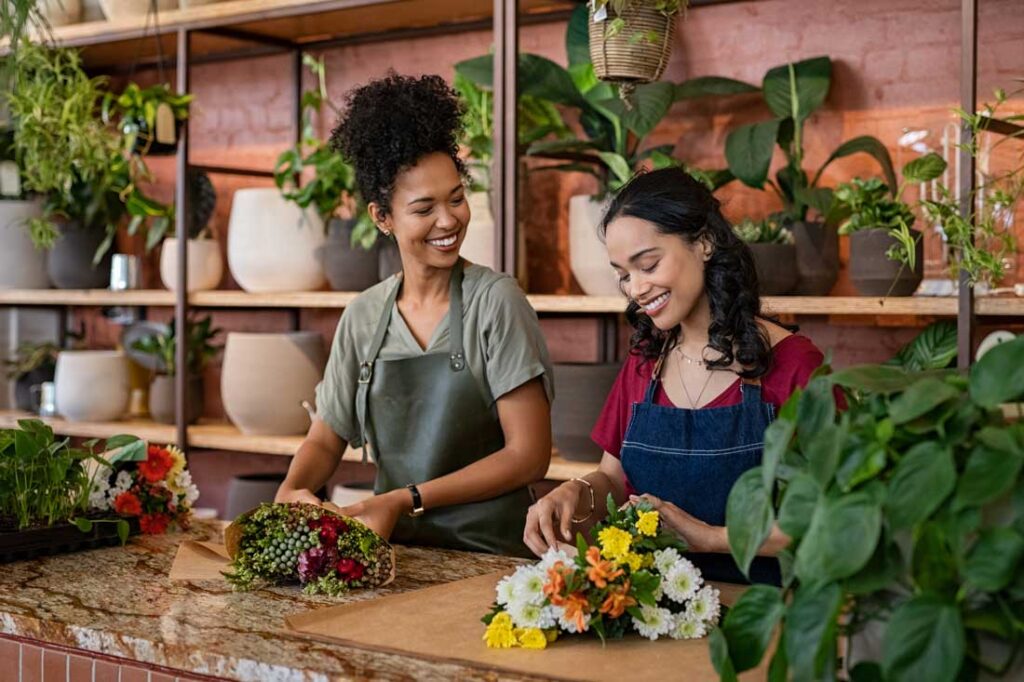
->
[620,346,782,584]
[354,261,533,558]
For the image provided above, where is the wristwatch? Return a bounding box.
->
[406,483,425,517]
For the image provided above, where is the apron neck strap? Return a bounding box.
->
[448,261,466,371]
[643,334,676,404]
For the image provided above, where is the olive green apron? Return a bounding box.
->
[354,261,533,558]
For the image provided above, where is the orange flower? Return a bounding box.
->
[139,446,174,483]
[599,579,637,619]
[585,546,623,588]
[544,561,568,605]
[562,591,591,632]
[113,491,142,516]
[139,513,170,534]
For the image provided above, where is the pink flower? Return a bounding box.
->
[297,546,338,582]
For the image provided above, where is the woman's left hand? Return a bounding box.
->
[629,494,727,554]
[338,490,408,540]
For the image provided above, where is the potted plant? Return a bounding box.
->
[7,43,173,288]
[131,315,221,425]
[3,341,58,411]
[0,127,49,289]
[103,82,193,156]
[732,214,797,295]
[272,54,375,292]
[713,332,1024,681]
[159,169,223,292]
[587,0,688,96]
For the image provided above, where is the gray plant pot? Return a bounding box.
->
[747,243,798,295]
[552,363,621,462]
[850,228,924,297]
[46,220,112,289]
[791,220,839,295]
[321,218,380,292]
[378,237,403,280]
[14,366,55,412]
[148,373,204,425]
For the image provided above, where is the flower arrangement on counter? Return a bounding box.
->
[483,496,720,650]
[223,503,396,596]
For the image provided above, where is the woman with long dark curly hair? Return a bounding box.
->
[524,167,825,583]
[276,73,553,558]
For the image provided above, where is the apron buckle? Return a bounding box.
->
[450,352,465,371]
[358,362,374,384]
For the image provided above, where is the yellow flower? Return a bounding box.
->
[598,527,632,561]
[622,552,644,572]
[165,445,187,493]
[636,510,659,537]
[515,627,548,650]
[484,612,517,649]
[641,553,655,568]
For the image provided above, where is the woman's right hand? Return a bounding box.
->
[523,480,584,557]
[274,486,322,506]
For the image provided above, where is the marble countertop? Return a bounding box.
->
[0,521,543,681]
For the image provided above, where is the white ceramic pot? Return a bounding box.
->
[227,188,326,293]
[461,192,495,270]
[568,195,617,295]
[160,237,223,292]
[221,332,326,435]
[0,200,50,289]
[55,350,129,422]
[41,0,83,26]
[98,0,176,20]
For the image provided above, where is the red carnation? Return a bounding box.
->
[139,513,170,534]
[336,558,365,582]
[114,491,142,517]
[139,446,174,483]
[308,515,348,546]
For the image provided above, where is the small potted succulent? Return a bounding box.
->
[588,0,688,95]
[103,82,193,157]
[835,152,947,296]
[733,214,797,295]
[3,341,59,412]
[159,169,223,293]
[130,315,222,425]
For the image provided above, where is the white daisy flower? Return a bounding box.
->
[653,547,682,576]
[495,575,516,606]
[663,559,702,603]
[113,470,133,493]
[88,475,111,510]
[512,566,547,605]
[687,585,721,624]
[670,612,708,640]
[538,547,574,572]
[184,482,200,507]
[509,601,557,630]
[631,604,673,641]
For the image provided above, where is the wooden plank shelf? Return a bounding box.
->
[0,411,592,481]
[0,289,175,306]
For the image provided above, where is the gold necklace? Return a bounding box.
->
[673,350,715,409]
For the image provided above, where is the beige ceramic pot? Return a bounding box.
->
[160,237,223,293]
[41,0,83,26]
[221,332,326,435]
[0,200,49,289]
[569,195,617,295]
[55,350,129,422]
[460,192,495,270]
[98,0,176,19]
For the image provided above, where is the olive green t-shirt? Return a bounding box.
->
[315,263,554,447]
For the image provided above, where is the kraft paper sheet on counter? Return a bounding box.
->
[168,540,232,580]
[285,570,768,682]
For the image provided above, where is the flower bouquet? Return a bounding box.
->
[483,496,720,649]
[223,503,396,596]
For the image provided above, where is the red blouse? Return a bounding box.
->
[591,334,825,466]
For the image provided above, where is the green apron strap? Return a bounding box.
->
[355,275,404,463]
[447,261,466,372]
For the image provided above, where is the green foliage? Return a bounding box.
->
[102,82,192,155]
[130,315,222,376]
[714,335,1024,680]
[273,54,375,249]
[886,321,958,372]
[2,340,58,380]
[732,214,794,244]
[591,0,687,46]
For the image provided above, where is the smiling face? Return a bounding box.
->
[370,151,470,271]
[605,215,710,330]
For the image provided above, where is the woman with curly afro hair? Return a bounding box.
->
[524,168,828,584]
[276,73,553,558]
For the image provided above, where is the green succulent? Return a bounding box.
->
[733,214,794,245]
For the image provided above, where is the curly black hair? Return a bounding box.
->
[599,167,774,379]
[329,72,467,218]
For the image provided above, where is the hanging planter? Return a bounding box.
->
[588,1,685,94]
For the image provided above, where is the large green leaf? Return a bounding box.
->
[762,56,831,123]
[887,321,957,371]
[596,151,632,186]
[835,438,886,492]
[621,81,675,140]
[674,76,760,100]
[454,55,493,88]
[886,443,956,528]
[912,522,958,593]
[954,444,1024,510]
[726,468,774,578]
[969,335,1024,408]
[725,119,782,188]
[814,135,897,194]
[784,582,843,681]
[902,152,948,184]
[795,491,882,586]
[777,473,820,540]
[965,527,1024,591]
[888,377,960,425]
[454,53,590,111]
[566,3,589,70]
[829,365,915,394]
[883,595,964,682]
[846,537,904,595]
[709,628,740,682]
[720,585,785,672]
[761,417,795,488]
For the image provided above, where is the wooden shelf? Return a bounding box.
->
[0,411,591,481]
[0,289,175,306]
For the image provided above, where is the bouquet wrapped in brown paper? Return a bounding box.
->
[224,502,395,596]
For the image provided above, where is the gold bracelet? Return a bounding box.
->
[570,477,595,524]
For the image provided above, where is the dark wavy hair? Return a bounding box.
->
[329,72,467,218]
[600,167,773,379]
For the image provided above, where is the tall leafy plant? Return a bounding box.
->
[130,315,222,377]
[714,337,1024,681]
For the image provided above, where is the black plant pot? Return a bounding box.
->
[321,218,380,292]
[791,220,839,295]
[0,516,140,563]
[747,243,798,295]
[149,374,204,425]
[850,228,924,296]
[14,365,55,412]
[378,238,403,280]
[46,221,112,289]
[552,363,621,462]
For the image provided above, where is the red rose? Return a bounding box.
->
[139,513,170,534]
[335,558,365,582]
[114,491,142,516]
[139,446,174,483]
